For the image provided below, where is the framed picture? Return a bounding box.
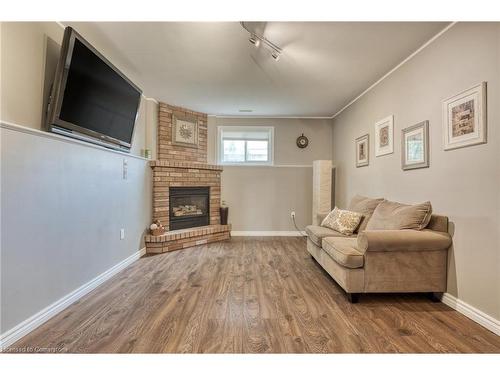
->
[442,82,487,150]
[401,121,429,170]
[374,115,394,156]
[172,112,198,148]
[355,134,369,167]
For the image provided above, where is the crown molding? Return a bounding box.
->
[142,95,159,104]
[55,21,457,120]
[331,22,457,119]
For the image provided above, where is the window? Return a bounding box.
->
[217,126,274,165]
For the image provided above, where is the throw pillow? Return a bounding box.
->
[321,207,364,236]
[366,200,432,231]
[348,195,384,232]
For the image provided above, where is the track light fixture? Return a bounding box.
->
[240,22,282,61]
[249,34,260,47]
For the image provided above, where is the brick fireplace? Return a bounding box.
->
[145,103,231,254]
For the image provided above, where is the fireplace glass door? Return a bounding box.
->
[169,187,210,230]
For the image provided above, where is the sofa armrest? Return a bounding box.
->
[317,212,330,223]
[357,229,452,253]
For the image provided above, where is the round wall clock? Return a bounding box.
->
[296,133,309,148]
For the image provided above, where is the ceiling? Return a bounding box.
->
[66,22,449,117]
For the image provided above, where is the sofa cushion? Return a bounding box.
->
[305,225,346,247]
[322,237,364,269]
[321,207,363,235]
[348,195,384,232]
[357,229,452,253]
[366,200,432,231]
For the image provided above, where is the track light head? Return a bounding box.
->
[249,35,260,47]
[241,22,282,62]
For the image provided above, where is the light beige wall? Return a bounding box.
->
[221,166,313,231]
[332,22,500,320]
[0,22,151,157]
[1,22,63,130]
[212,117,333,165]
[210,117,333,231]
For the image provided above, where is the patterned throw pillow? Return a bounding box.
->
[321,207,364,235]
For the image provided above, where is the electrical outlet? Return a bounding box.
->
[123,159,128,180]
[290,211,296,219]
[120,228,125,240]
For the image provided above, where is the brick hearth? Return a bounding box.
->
[145,224,231,254]
[146,102,230,254]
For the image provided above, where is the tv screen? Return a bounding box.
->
[47,27,142,151]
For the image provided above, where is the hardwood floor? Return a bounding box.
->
[10,237,500,353]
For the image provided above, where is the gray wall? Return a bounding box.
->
[208,117,332,231]
[0,127,152,333]
[0,22,152,334]
[332,22,500,320]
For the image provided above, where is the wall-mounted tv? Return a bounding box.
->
[46,27,142,152]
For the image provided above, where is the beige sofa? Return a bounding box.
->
[306,197,452,303]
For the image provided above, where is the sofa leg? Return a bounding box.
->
[346,293,359,303]
[428,292,441,303]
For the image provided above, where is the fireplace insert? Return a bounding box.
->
[169,187,210,230]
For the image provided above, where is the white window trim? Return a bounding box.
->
[217,126,275,166]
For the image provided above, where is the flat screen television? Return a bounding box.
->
[46,27,142,151]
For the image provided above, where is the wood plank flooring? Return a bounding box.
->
[10,237,500,353]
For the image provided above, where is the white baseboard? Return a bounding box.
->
[441,293,500,336]
[231,231,306,236]
[0,247,146,351]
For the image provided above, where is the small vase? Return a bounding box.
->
[220,206,229,225]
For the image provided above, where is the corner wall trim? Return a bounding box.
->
[231,231,306,237]
[213,115,332,119]
[1,121,149,161]
[223,164,312,168]
[142,95,159,104]
[441,293,500,336]
[0,247,146,351]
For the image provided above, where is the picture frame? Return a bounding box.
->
[401,120,429,170]
[355,134,369,167]
[374,115,394,156]
[172,112,199,148]
[442,82,487,151]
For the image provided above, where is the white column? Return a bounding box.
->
[312,160,332,225]
[145,98,159,160]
